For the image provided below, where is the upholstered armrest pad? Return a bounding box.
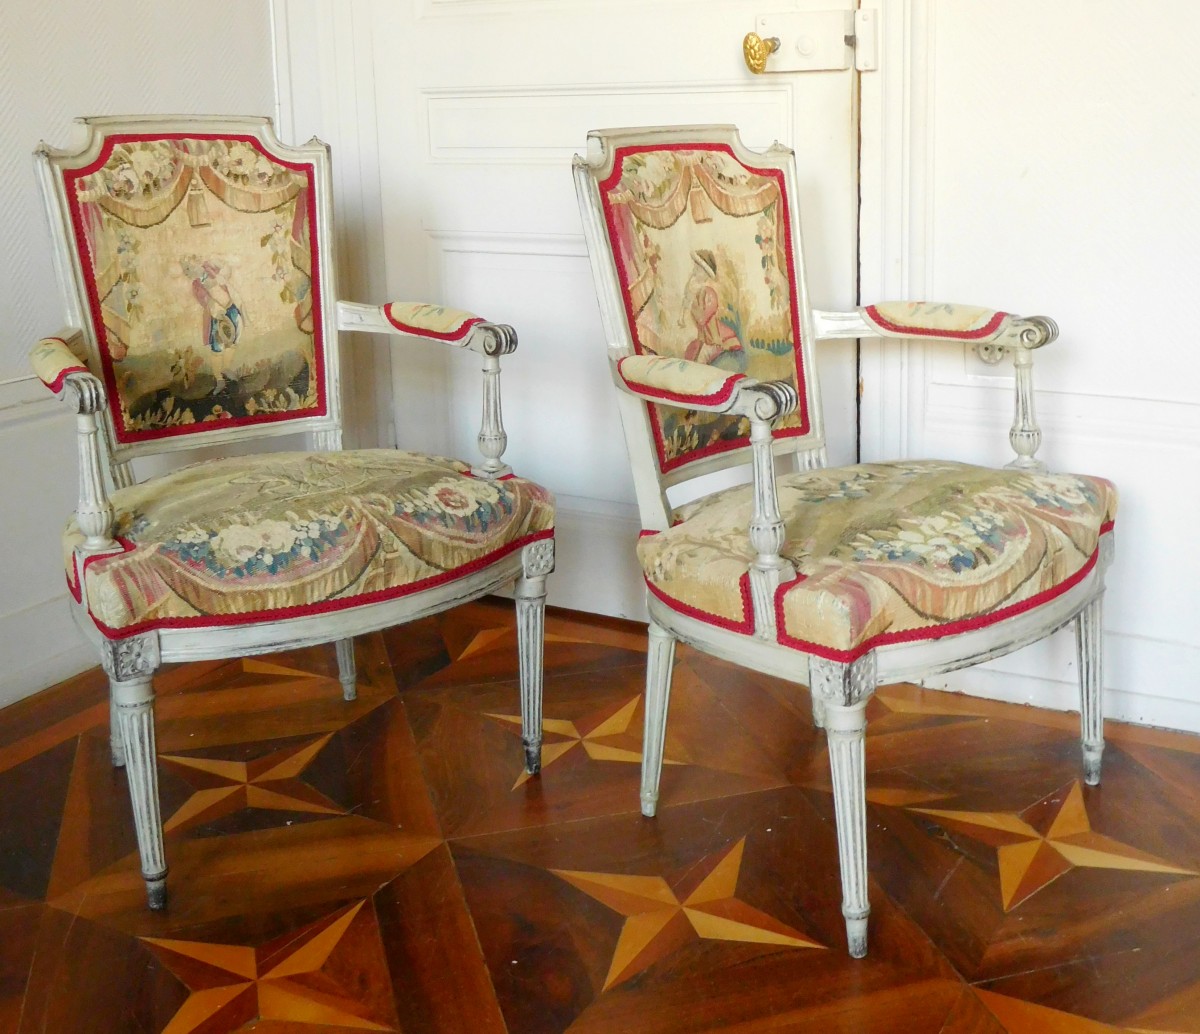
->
[381,302,484,342]
[861,302,1057,348]
[616,355,747,410]
[31,336,88,393]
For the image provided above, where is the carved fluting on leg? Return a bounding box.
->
[516,539,553,775]
[101,634,166,909]
[112,676,168,909]
[811,653,877,958]
[109,693,125,768]
[335,638,357,702]
[641,621,677,818]
[1076,595,1105,786]
[825,702,870,957]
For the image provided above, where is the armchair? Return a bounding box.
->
[30,116,554,909]
[573,125,1114,958]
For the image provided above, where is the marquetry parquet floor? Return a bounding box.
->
[3,599,1200,1032]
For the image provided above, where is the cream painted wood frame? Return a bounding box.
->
[574,123,1111,959]
[36,114,553,910]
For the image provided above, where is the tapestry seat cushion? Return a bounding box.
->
[637,461,1116,661]
[65,450,554,636]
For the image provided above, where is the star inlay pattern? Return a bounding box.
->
[159,733,343,834]
[911,780,1198,910]
[143,900,398,1032]
[488,695,683,789]
[553,837,823,990]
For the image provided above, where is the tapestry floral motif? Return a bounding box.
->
[603,146,806,470]
[68,135,320,441]
[639,461,1117,653]
[67,450,555,632]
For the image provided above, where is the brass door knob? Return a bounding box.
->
[743,32,781,75]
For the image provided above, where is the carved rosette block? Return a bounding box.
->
[515,539,553,774]
[640,621,677,817]
[810,652,877,958]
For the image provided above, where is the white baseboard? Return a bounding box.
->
[0,594,94,708]
[923,631,1200,735]
[514,494,648,623]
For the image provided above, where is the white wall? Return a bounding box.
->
[0,0,276,705]
[860,1,1200,730]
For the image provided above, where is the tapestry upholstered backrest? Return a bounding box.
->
[38,116,340,461]
[580,126,822,485]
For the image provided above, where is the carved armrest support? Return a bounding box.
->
[813,303,1056,473]
[614,354,800,638]
[29,333,117,552]
[337,300,518,478]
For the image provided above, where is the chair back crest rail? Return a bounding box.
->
[36,115,344,479]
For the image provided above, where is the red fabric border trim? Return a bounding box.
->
[382,304,483,342]
[616,357,746,407]
[39,346,89,395]
[644,523,1115,661]
[63,133,329,445]
[598,142,810,475]
[73,527,553,641]
[644,570,755,636]
[864,305,1009,340]
[773,525,1115,663]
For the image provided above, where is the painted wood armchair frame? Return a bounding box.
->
[573,124,1112,958]
[32,115,554,909]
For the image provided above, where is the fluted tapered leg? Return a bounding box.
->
[109,693,125,768]
[1076,595,1105,785]
[825,700,870,957]
[110,673,167,909]
[640,621,677,818]
[335,638,357,702]
[810,652,876,958]
[515,572,548,775]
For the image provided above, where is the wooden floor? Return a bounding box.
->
[3,601,1200,1032]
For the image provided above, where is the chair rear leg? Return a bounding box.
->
[640,621,677,818]
[1075,595,1105,785]
[335,638,357,701]
[103,634,167,910]
[811,653,877,959]
[516,540,554,775]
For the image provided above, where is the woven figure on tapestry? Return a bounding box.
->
[600,144,810,472]
[65,134,324,441]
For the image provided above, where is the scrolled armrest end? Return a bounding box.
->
[473,321,518,357]
[1015,315,1058,349]
[742,379,799,422]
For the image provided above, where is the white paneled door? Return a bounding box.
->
[279,0,864,620]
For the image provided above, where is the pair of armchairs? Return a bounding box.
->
[33,118,1114,961]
